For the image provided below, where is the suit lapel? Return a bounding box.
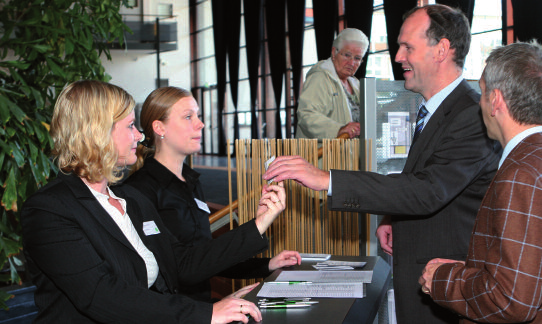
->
[60,173,137,253]
[404,80,471,172]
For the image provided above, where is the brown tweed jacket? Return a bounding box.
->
[431,132,542,323]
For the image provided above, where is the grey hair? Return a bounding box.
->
[482,41,542,125]
[332,28,369,57]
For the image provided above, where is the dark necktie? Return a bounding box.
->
[412,105,428,145]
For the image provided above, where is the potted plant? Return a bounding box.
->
[0,0,131,313]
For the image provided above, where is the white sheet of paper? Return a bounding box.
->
[275,270,372,283]
[257,282,364,298]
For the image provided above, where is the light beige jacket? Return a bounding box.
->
[296,58,359,139]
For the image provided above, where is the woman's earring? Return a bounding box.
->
[160,135,164,140]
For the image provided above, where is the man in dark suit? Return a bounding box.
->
[419,41,542,324]
[263,4,501,323]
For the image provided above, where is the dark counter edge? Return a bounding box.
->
[343,256,391,324]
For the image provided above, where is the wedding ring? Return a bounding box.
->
[422,287,430,294]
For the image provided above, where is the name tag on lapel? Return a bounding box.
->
[194,198,211,214]
[143,221,161,236]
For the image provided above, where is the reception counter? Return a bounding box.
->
[244,256,391,324]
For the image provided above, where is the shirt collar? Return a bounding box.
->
[421,76,464,116]
[144,156,200,187]
[85,183,127,214]
[499,126,542,168]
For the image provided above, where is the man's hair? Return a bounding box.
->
[51,80,135,184]
[132,86,192,172]
[332,28,369,58]
[483,41,542,125]
[404,4,471,68]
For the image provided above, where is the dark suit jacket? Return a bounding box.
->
[21,172,269,323]
[329,80,501,323]
[432,133,542,324]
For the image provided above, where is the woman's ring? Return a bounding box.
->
[422,287,429,294]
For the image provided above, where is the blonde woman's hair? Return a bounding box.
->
[51,80,135,184]
[132,86,192,172]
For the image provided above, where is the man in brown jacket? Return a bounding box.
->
[419,41,542,323]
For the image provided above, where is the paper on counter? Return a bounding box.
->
[313,260,367,271]
[275,270,372,283]
[257,282,364,298]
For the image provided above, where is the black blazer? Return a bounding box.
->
[21,172,269,323]
[329,80,501,322]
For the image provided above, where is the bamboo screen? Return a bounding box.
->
[231,138,363,259]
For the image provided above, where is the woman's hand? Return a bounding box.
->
[254,182,286,234]
[268,250,301,271]
[338,122,360,139]
[211,283,261,324]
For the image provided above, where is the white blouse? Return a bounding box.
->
[86,184,159,288]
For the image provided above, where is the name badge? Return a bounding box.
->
[194,198,210,214]
[143,221,161,236]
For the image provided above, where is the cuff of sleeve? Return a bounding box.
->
[431,262,460,302]
[245,219,269,246]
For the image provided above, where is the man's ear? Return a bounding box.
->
[435,38,451,63]
[491,89,507,117]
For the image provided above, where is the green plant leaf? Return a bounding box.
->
[65,38,74,55]
[45,57,67,79]
[31,44,50,53]
[0,61,30,70]
[1,168,18,212]
[9,142,25,168]
[0,290,14,311]
[30,87,45,110]
[0,139,11,155]
[0,95,11,123]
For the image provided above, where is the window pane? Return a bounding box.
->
[471,0,502,34]
[237,80,251,113]
[196,29,215,59]
[464,30,502,79]
[367,8,393,80]
[195,0,212,31]
[239,47,248,79]
[197,57,217,85]
[302,28,318,66]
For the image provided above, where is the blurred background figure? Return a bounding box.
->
[296,28,369,140]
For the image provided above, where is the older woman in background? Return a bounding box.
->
[125,86,300,302]
[22,80,286,323]
[296,28,369,139]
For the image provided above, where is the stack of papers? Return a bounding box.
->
[299,253,331,262]
[256,270,372,298]
[313,260,367,270]
[257,282,364,298]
